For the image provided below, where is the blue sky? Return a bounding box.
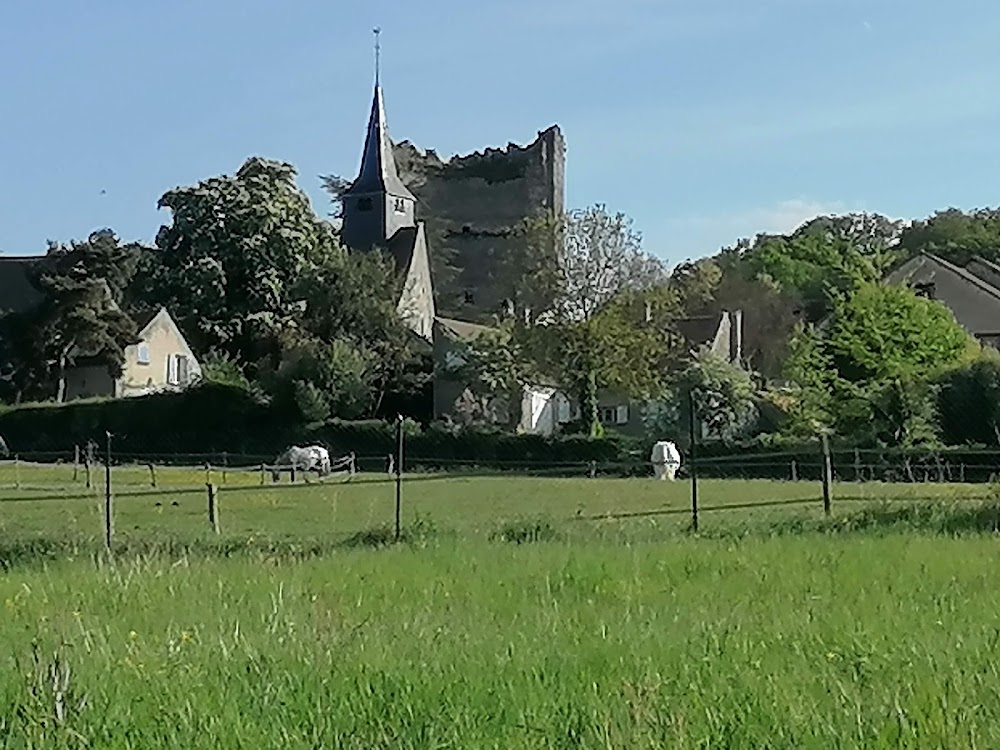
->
[1,0,998,266]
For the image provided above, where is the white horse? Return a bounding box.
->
[271,445,331,482]
[0,434,7,457]
[651,440,682,480]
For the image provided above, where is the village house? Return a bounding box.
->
[432,308,745,437]
[63,306,202,400]
[0,255,201,401]
[884,252,1000,348]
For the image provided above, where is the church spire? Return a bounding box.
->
[341,28,418,253]
[342,29,415,203]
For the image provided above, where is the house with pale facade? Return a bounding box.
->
[64,307,201,400]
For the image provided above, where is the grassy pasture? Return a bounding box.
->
[2,463,1000,747]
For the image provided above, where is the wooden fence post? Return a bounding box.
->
[204,462,213,486]
[221,452,228,485]
[85,453,92,490]
[688,390,699,533]
[854,449,861,483]
[73,445,80,482]
[148,463,156,488]
[589,460,597,479]
[104,432,113,550]
[395,415,404,542]
[791,459,798,482]
[207,483,220,535]
[13,454,20,490]
[821,433,832,517]
[260,463,266,485]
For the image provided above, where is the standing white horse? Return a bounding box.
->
[651,440,682,480]
[0,434,8,457]
[271,445,331,482]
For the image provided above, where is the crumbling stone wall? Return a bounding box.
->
[393,125,565,321]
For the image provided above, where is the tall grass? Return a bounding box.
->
[1,533,1000,747]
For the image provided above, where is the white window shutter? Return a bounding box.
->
[167,355,177,384]
[616,405,629,424]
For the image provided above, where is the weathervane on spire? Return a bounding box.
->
[373,27,381,85]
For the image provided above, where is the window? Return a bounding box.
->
[357,197,373,212]
[166,354,178,384]
[599,405,629,425]
[177,354,189,384]
[137,343,150,365]
[393,197,407,214]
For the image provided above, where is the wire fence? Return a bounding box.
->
[1,424,998,550]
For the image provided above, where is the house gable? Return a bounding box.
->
[118,307,202,396]
[884,252,1000,344]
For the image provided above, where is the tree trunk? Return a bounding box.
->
[56,351,68,404]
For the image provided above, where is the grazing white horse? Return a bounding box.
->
[0,434,7,457]
[651,440,682,480]
[272,445,331,482]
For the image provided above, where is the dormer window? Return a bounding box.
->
[393,197,406,214]
[357,197,373,212]
[137,343,150,365]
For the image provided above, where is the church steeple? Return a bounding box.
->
[341,29,417,253]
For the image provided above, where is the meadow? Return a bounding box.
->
[1,461,999,748]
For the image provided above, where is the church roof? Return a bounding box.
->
[343,85,416,201]
[675,313,725,349]
[0,255,46,315]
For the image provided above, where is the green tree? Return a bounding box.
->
[451,319,542,430]
[498,205,671,435]
[149,157,334,365]
[292,246,427,417]
[937,349,1000,445]
[897,207,1000,265]
[643,351,759,445]
[783,281,978,445]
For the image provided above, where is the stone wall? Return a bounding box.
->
[393,125,565,321]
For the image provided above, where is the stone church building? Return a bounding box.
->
[339,75,565,338]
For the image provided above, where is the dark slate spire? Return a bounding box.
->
[343,84,416,201]
[343,29,415,201]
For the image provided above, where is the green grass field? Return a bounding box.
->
[2,461,1000,747]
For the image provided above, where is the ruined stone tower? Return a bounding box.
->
[392,126,566,322]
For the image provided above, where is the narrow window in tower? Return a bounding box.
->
[393,198,406,214]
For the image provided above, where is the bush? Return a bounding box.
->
[0,387,647,468]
